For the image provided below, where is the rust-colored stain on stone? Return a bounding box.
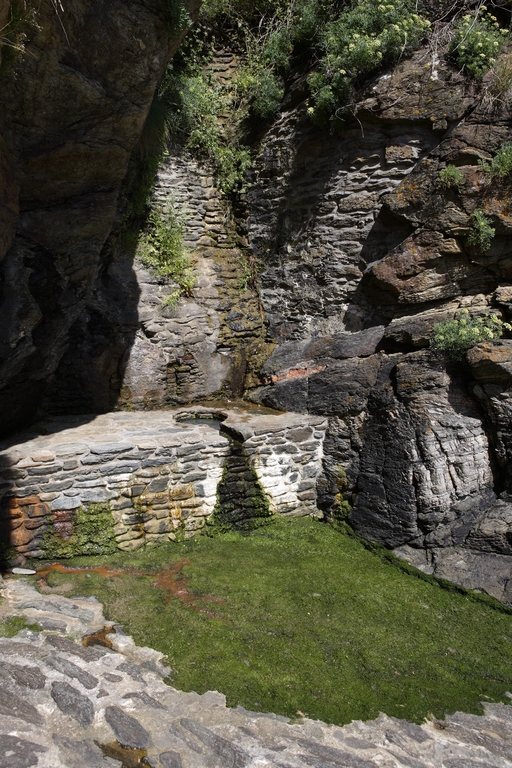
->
[36,560,225,619]
[268,365,326,384]
[0,495,50,553]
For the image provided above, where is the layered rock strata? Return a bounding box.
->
[0,408,326,560]
[244,48,512,595]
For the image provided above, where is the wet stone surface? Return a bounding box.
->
[2,577,512,768]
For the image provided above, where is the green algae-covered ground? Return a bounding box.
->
[34,518,512,725]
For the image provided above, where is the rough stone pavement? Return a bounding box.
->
[1,577,512,768]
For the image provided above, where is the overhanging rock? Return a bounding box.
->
[0,408,327,560]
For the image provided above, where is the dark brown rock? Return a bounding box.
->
[467,341,512,386]
[0,0,200,436]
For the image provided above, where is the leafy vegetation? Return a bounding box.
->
[449,7,508,79]
[137,199,196,307]
[307,1,431,123]
[42,503,118,559]
[161,67,252,195]
[480,143,512,180]
[0,0,39,76]
[467,208,495,252]
[430,309,511,360]
[439,164,465,191]
[33,517,512,726]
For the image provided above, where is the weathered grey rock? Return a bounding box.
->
[53,735,122,768]
[296,739,378,767]
[180,719,251,767]
[51,680,95,727]
[46,632,107,661]
[47,654,99,689]
[0,687,43,725]
[105,705,150,749]
[0,735,46,768]
[3,662,46,689]
[160,751,183,768]
[123,690,166,709]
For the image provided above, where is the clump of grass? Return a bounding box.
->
[439,164,465,191]
[0,0,40,77]
[485,53,512,109]
[0,615,42,638]
[32,517,512,726]
[467,208,495,252]
[480,143,512,180]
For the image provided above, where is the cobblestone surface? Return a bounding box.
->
[1,577,512,768]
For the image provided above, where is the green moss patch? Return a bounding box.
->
[33,518,512,725]
[0,616,42,638]
[42,503,117,559]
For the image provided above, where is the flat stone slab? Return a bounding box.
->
[2,576,512,768]
[0,407,327,559]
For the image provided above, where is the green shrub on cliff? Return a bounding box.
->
[430,310,511,360]
[480,143,512,180]
[449,8,508,79]
[467,208,495,252]
[439,164,465,191]
[308,0,431,123]
[137,199,196,306]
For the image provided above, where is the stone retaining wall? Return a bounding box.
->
[0,408,326,562]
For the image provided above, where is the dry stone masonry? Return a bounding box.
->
[0,408,327,561]
[2,576,512,768]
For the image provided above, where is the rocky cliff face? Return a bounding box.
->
[2,10,512,599]
[0,0,199,433]
[244,49,512,599]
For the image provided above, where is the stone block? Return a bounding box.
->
[144,518,172,534]
[50,496,82,510]
[89,442,133,455]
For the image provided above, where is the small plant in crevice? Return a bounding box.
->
[237,251,260,291]
[467,208,495,252]
[480,143,512,181]
[430,309,511,360]
[330,465,352,533]
[484,53,512,110]
[137,199,196,308]
[439,164,465,191]
[0,0,40,76]
[449,7,508,79]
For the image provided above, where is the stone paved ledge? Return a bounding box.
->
[2,576,512,768]
[0,408,327,561]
